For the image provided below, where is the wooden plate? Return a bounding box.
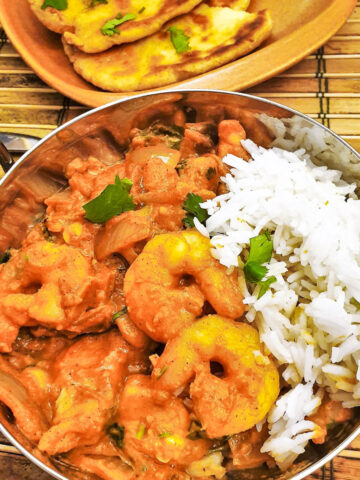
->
[0,0,356,107]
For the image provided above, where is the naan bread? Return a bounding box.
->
[29,0,205,52]
[63,4,272,92]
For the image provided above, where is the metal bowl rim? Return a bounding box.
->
[1,88,360,480]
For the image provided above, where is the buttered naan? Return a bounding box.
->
[29,0,206,53]
[63,2,272,92]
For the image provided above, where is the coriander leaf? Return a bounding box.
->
[243,231,275,298]
[168,26,190,54]
[136,423,146,440]
[101,13,136,36]
[243,262,268,284]
[83,175,135,223]
[150,123,184,150]
[258,276,276,299]
[41,0,67,10]
[247,231,273,265]
[112,306,128,323]
[158,432,172,438]
[187,430,207,440]
[156,365,167,380]
[90,0,108,6]
[0,249,11,264]
[182,193,208,228]
[107,423,125,448]
[206,167,216,180]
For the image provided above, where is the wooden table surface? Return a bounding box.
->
[1,2,360,480]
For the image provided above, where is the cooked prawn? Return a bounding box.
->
[217,119,251,160]
[117,375,209,467]
[39,331,133,455]
[124,231,245,342]
[152,315,279,438]
[0,241,115,352]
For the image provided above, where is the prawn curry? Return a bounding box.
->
[0,103,352,480]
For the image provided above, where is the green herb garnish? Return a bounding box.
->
[107,423,125,448]
[0,249,11,264]
[90,0,107,6]
[136,423,146,440]
[112,306,128,323]
[187,429,207,440]
[206,167,216,180]
[182,193,208,228]
[101,13,136,36]
[208,435,231,454]
[176,159,187,171]
[168,26,190,54]
[83,175,135,223]
[158,432,172,438]
[41,221,53,242]
[41,0,67,9]
[151,124,184,150]
[156,365,167,380]
[243,231,276,298]
[258,276,277,299]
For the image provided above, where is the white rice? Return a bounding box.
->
[195,116,360,469]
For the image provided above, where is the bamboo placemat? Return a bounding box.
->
[1,3,360,480]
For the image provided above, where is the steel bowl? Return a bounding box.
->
[0,90,359,480]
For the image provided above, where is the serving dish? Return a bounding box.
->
[0,0,356,107]
[0,90,359,480]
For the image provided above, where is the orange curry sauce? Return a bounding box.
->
[0,113,352,480]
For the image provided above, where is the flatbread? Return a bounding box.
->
[29,0,205,52]
[63,4,272,92]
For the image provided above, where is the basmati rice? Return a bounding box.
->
[195,117,360,469]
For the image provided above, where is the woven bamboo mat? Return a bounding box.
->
[1,3,360,480]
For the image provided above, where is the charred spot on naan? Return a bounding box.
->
[63,7,272,92]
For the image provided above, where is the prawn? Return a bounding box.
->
[39,330,134,455]
[124,231,244,342]
[0,241,115,351]
[152,315,279,438]
[217,119,251,160]
[117,375,209,467]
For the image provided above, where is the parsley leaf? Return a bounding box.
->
[0,249,11,264]
[156,365,167,380]
[101,13,136,36]
[258,276,276,299]
[107,423,125,448]
[206,167,216,180]
[83,175,135,223]
[243,231,275,298]
[168,26,190,54]
[90,0,107,6]
[243,262,268,284]
[41,0,67,10]
[112,306,128,323]
[136,423,146,440]
[182,193,208,228]
[246,230,273,265]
